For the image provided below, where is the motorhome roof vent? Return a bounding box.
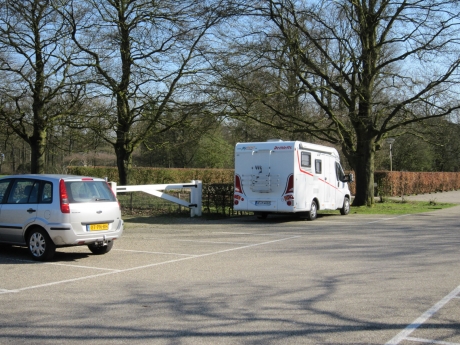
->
[267,139,283,142]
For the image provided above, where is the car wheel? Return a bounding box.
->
[27,228,56,261]
[88,241,113,255]
[306,200,317,221]
[340,197,350,215]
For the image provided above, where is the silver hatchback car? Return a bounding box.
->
[0,174,124,261]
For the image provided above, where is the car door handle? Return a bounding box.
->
[27,208,36,213]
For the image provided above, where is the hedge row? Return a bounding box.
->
[374,171,460,197]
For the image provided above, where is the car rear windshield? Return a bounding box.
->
[65,181,116,203]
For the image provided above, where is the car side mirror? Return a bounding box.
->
[342,173,354,183]
[346,173,354,183]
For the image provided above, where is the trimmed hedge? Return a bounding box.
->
[375,171,460,197]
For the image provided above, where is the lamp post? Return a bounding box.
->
[386,138,395,171]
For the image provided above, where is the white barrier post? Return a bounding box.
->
[190,180,202,217]
[109,182,117,196]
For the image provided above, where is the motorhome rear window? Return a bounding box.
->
[301,152,311,168]
[315,159,322,174]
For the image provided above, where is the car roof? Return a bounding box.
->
[0,174,107,182]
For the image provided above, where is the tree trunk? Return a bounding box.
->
[114,100,133,186]
[29,129,47,174]
[116,153,130,186]
[351,135,376,207]
[115,143,132,186]
[113,86,134,185]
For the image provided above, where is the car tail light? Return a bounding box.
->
[59,179,70,213]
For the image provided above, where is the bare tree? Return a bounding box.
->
[0,0,84,173]
[218,0,460,206]
[61,0,246,185]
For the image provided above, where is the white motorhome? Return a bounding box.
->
[233,140,353,220]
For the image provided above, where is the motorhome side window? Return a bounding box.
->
[335,162,346,182]
[315,159,322,174]
[301,152,311,168]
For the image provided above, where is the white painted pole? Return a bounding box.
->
[190,180,202,217]
[109,182,117,196]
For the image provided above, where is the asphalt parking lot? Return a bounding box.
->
[1,195,460,345]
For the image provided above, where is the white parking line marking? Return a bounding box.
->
[44,262,121,271]
[114,248,198,257]
[117,236,302,273]
[368,214,411,224]
[2,257,120,272]
[406,337,460,345]
[214,232,292,236]
[2,271,122,293]
[386,285,460,345]
[177,239,251,245]
[0,235,301,295]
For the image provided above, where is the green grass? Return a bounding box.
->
[321,199,457,215]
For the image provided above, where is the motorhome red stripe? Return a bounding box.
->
[295,150,344,193]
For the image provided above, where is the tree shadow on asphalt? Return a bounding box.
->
[2,275,458,344]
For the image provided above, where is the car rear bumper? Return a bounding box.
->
[47,219,124,246]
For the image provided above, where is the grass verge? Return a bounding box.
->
[328,199,457,215]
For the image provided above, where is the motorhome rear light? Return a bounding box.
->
[234,174,244,194]
[234,194,244,201]
[284,174,294,194]
[284,194,294,201]
[234,200,239,205]
[59,179,70,213]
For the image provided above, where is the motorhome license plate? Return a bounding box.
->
[88,223,109,231]
[255,201,271,206]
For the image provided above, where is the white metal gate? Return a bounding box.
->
[110,180,202,217]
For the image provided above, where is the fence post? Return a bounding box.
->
[190,180,202,217]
